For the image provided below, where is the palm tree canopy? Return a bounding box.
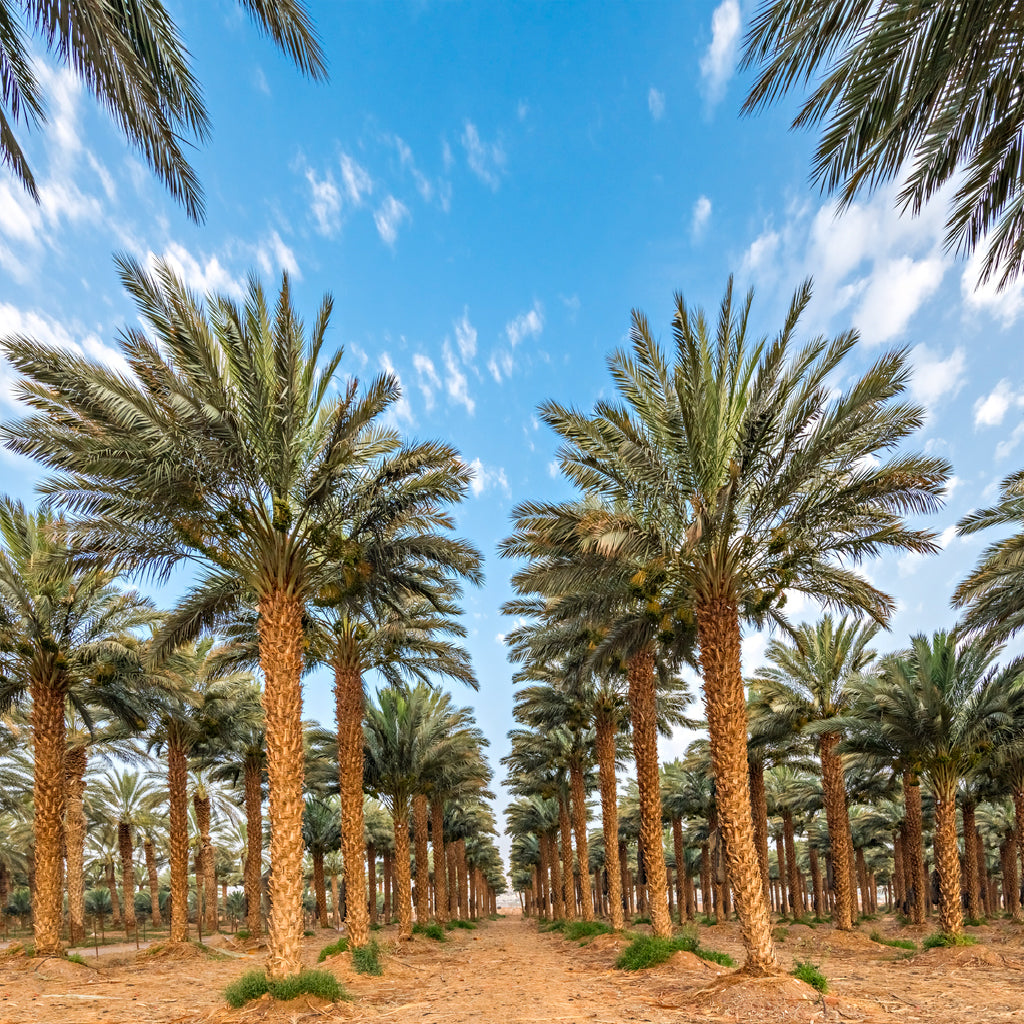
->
[2,0,325,220]
[742,1,1024,287]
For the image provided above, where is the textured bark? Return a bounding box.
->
[446,846,457,919]
[568,762,593,921]
[64,746,88,944]
[975,831,988,917]
[393,803,413,939]
[855,847,869,918]
[961,802,979,920]
[557,793,576,921]
[430,799,448,925]
[384,851,393,921]
[700,842,711,917]
[775,835,788,914]
[243,760,263,937]
[193,792,218,933]
[144,838,162,926]
[545,830,563,919]
[818,733,854,929]
[809,847,824,917]
[538,834,550,919]
[672,818,686,920]
[696,597,777,973]
[412,794,430,923]
[367,843,378,924]
[627,649,671,938]
[167,734,190,942]
[782,812,800,917]
[594,710,624,930]
[30,664,67,956]
[313,850,328,927]
[749,759,771,909]
[118,822,137,935]
[1005,832,1022,921]
[105,858,121,925]
[892,833,905,911]
[457,838,469,921]
[259,589,306,979]
[1013,791,1024,910]
[903,774,927,925]
[333,643,369,949]
[330,872,341,928]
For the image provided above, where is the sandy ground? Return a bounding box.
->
[2,912,1024,1023]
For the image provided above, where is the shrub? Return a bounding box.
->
[351,940,383,976]
[413,922,446,942]
[318,937,350,962]
[224,969,345,1009]
[869,930,916,951]
[563,921,613,942]
[923,931,977,949]
[615,929,735,971]
[791,960,828,993]
[672,926,735,967]
[66,954,88,966]
[539,919,566,933]
[447,919,477,930]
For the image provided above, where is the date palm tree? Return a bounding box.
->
[0,258,416,979]
[302,795,340,928]
[742,1,1024,286]
[1,0,325,220]
[505,279,948,972]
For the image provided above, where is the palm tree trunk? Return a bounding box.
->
[626,649,672,938]
[143,838,162,927]
[313,850,328,927]
[892,833,905,911]
[330,872,341,928]
[855,848,869,918]
[393,800,413,939]
[384,850,394,921]
[167,733,189,943]
[818,733,855,930]
[30,664,67,957]
[749,758,771,908]
[695,596,777,974]
[332,641,369,949]
[1013,790,1024,909]
[193,792,218,933]
[962,800,980,920]
[672,818,686,920]
[106,858,121,926]
[775,835,787,914]
[594,708,624,930]
[538,836,549,919]
[243,760,263,937]
[903,773,927,925]
[430,799,448,925]
[412,794,430,923]
[557,792,576,921]
[547,830,563,919]
[458,839,470,919]
[258,588,306,980]
[782,812,800,918]
[64,746,88,945]
[975,829,989,917]
[809,847,824,917]
[367,843,378,925]
[568,762,593,921]
[933,783,962,936]
[118,822,137,936]
[1005,831,1022,921]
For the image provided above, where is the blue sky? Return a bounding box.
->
[1,1,1023,852]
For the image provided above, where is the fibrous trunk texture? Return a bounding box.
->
[431,799,448,924]
[696,596,777,974]
[934,786,963,935]
[64,746,88,944]
[782,812,800,916]
[558,793,576,921]
[313,850,328,927]
[413,794,430,923]
[903,773,927,925]
[367,843,378,925]
[809,847,823,917]
[333,640,369,949]
[144,838,162,926]
[962,801,980,920]
[749,758,771,908]
[672,818,687,920]
[569,762,593,921]
[243,760,263,936]
[627,649,671,938]
[594,709,624,930]
[194,792,218,933]
[259,589,306,979]
[547,831,563,919]
[30,663,67,957]
[118,822,137,935]
[394,803,414,939]
[106,858,121,925]
[819,733,854,930]
[168,734,189,942]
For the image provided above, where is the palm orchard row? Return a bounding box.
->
[0,258,505,979]
[497,279,1024,976]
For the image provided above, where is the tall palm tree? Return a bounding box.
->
[0,499,156,956]
[742,2,1024,286]
[302,796,340,928]
[751,615,879,929]
[0,259,418,979]
[505,279,948,972]
[1,0,324,220]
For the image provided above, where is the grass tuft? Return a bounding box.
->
[413,922,447,942]
[791,960,828,993]
[614,928,735,971]
[66,953,88,966]
[447,918,477,930]
[964,916,985,927]
[773,926,789,942]
[922,931,977,950]
[224,968,347,1009]
[631,915,652,926]
[563,920,613,942]
[317,937,349,962]
[869,929,916,951]
[235,929,250,940]
[351,939,384,976]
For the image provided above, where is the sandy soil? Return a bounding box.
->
[2,912,1024,1024]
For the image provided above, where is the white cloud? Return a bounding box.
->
[505,301,544,347]
[256,231,300,280]
[648,87,665,121]
[853,255,946,344]
[560,293,581,321]
[466,457,509,498]
[461,121,506,190]
[487,349,515,383]
[897,523,958,577]
[305,167,342,237]
[379,353,414,426]
[155,242,246,299]
[443,340,474,414]
[412,353,441,411]
[700,0,741,106]
[907,343,966,410]
[517,100,529,121]
[389,134,434,203]
[996,422,1024,461]
[974,379,1024,428]
[340,153,373,206]
[961,245,1024,327]
[691,195,712,240]
[741,229,780,275]
[253,67,271,96]
[454,307,477,362]
[373,195,410,247]
[548,459,559,478]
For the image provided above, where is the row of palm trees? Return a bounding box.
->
[498,278,1024,974]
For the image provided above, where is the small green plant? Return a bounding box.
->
[224,968,345,1008]
[318,937,350,962]
[563,920,612,942]
[66,953,88,966]
[922,931,977,949]
[235,929,251,940]
[614,928,735,971]
[964,916,985,927]
[791,960,828,993]
[697,914,717,926]
[413,922,446,942]
[539,918,566,933]
[303,929,315,937]
[869,930,916,951]
[773,926,789,943]
[370,922,382,930]
[447,918,477,930]
[351,939,383,976]
[632,914,652,925]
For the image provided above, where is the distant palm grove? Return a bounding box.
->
[2,0,1024,1014]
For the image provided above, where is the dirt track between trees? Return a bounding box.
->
[3,912,1024,1023]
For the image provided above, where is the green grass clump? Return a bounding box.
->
[447,918,477,930]
[317,937,350,962]
[632,915,652,926]
[563,920,613,942]
[539,918,566,933]
[413,922,447,942]
[773,926,789,943]
[351,940,384,976]
[66,953,88,966]
[235,929,250,940]
[697,914,717,926]
[964,916,985,927]
[224,969,345,1009]
[869,930,916,951]
[922,931,977,950]
[615,928,735,971]
[791,960,828,993]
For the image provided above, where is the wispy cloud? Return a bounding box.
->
[340,153,373,206]
[487,349,515,384]
[648,87,665,121]
[454,307,477,362]
[505,301,544,347]
[691,195,712,240]
[413,353,441,411]
[700,0,741,107]
[305,167,342,237]
[462,121,506,190]
[975,379,1024,428]
[379,353,415,427]
[466,457,509,498]
[374,195,410,247]
[443,340,474,414]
